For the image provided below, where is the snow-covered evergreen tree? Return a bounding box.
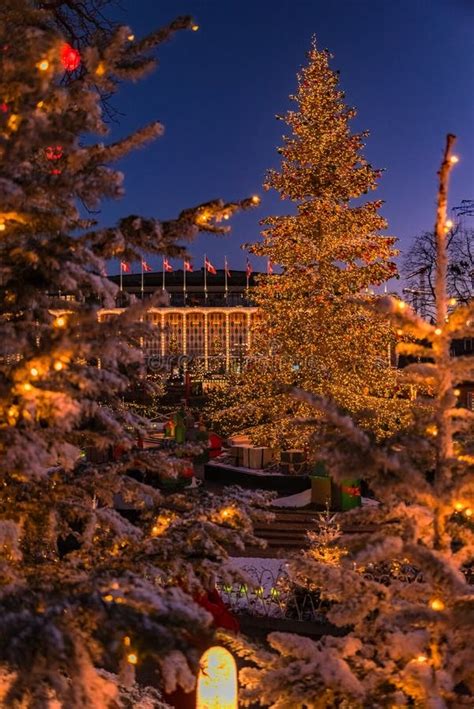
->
[0,2,264,705]
[225,136,474,707]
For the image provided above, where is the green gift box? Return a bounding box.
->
[340,479,361,510]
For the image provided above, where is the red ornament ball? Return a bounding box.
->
[60,43,81,72]
[45,145,63,161]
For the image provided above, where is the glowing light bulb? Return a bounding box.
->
[396,328,403,336]
[450,155,459,164]
[127,33,135,41]
[430,598,445,611]
[36,101,44,109]
[127,653,138,665]
[123,636,131,647]
[95,62,106,76]
[38,59,49,71]
[454,501,464,511]
[0,221,5,232]
[191,24,199,31]
[425,424,437,437]
[54,361,63,371]
[197,646,237,709]
[54,316,66,328]
[30,367,39,377]
[465,508,473,517]
[251,195,261,205]
[103,594,113,602]
[416,654,428,663]
[445,219,453,230]
[434,328,442,336]
[23,383,32,392]
[453,388,461,396]
[448,297,457,306]
[397,300,406,311]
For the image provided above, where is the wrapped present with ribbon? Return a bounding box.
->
[243,446,273,469]
[340,479,361,510]
[280,449,306,475]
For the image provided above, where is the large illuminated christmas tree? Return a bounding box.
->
[0,2,263,706]
[226,135,474,707]
[211,40,411,446]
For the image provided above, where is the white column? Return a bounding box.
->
[160,311,165,358]
[247,311,252,350]
[204,310,209,371]
[225,310,230,372]
[182,311,187,371]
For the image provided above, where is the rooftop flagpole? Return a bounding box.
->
[224,256,228,302]
[183,259,186,304]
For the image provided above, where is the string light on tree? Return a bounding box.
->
[54,315,66,328]
[210,38,409,446]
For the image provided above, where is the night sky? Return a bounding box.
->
[103,0,474,287]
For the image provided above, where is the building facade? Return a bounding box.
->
[104,269,263,373]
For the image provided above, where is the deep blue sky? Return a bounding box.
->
[103,0,474,287]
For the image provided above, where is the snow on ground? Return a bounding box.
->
[230,556,286,580]
[273,489,379,508]
[273,488,312,507]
